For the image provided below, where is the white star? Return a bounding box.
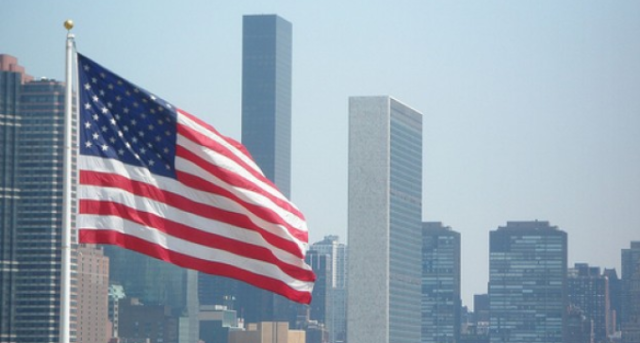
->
[110,137,116,143]
[165,164,171,170]
[148,159,155,166]
[138,131,145,137]
[84,141,93,148]
[108,84,114,90]
[166,103,172,109]
[125,142,131,149]
[84,121,91,129]
[165,130,171,136]
[100,72,106,79]
[118,131,123,137]
[140,147,147,154]
[116,95,122,102]
[101,107,108,114]
[102,126,108,132]
[134,88,139,93]
[115,114,121,120]
[92,95,99,102]
[92,132,99,140]
[150,95,156,100]
[131,119,137,125]
[133,102,139,108]
[99,90,105,96]
[101,144,109,151]
[84,83,91,90]
[131,137,138,143]
[148,124,155,130]
[157,119,164,125]
[84,103,91,110]
[107,102,113,108]
[142,98,148,103]
[155,136,162,142]
[117,80,123,85]
[92,114,99,121]
[83,65,89,71]
[123,108,129,114]
[91,77,97,84]
[150,109,155,114]
[118,149,124,155]
[123,126,129,132]
[134,153,140,160]
[110,118,117,125]
[163,147,169,154]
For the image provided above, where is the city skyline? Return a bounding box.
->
[1,1,639,309]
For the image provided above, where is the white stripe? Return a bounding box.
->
[78,214,313,293]
[79,156,306,252]
[78,183,311,270]
[174,148,306,233]
[177,132,296,211]
[177,110,263,177]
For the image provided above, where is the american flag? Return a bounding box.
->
[76,53,315,304]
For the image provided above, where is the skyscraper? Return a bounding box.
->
[488,221,567,343]
[621,242,640,343]
[567,263,610,343]
[241,14,292,198]
[422,222,461,343]
[311,236,347,343]
[347,96,423,343]
[0,54,31,343]
[227,13,295,325]
[15,77,78,343]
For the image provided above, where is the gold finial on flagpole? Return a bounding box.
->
[64,20,74,31]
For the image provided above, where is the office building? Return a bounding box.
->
[13,76,79,343]
[0,54,31,343]
[421,222,461,343]
[77,245,110,343]
[567,263,610,343]
[212,13,296,325]
[311,236,347,343]
[621,242,640,343]
[228,322,305,343]
[604,268,622,333]
[106,247,199,343]
[347,96,423,343]
[488,221,567,343]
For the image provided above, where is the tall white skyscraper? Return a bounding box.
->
[347,96,423,343]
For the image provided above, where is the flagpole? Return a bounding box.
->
[60,19,75,343]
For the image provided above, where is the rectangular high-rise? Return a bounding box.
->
[220,14,295,325]
[0,54,31,343]
[347,96,423,343]
[422,222,461,343]
[489,221,567,343]
[241,14,292,198]
[621,242,640,343]
[311,236,347,343]
[567,263,611,343]
[15,77,78,343]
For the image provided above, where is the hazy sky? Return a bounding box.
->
[2,1,639,309]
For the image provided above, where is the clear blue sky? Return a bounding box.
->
[3,1,639,309]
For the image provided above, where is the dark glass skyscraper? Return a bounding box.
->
[489,221,567,343]
[0,54,30,343]
[241,14,292,198]
[348,96,423,343]
[621,242,640,343]
[219,14,295,325]
[567,263,611,343]
[15,78,77,343]
[421,222,461,343]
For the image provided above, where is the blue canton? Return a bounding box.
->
[77,53,178,178]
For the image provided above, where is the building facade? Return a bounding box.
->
[77,245,110,343]
[347,96,423,343]
[14,77,79,343]
[567,263,611,343]
[421,222,461,343]
[488,221,567,343]
[311,236,347,343]
[621,242,640,343]
[229,13,296,325]
[0,54,31,343]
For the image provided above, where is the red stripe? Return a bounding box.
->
[174,153,308,243]
[175,141,305,221]
[79,199,315,281]
[79,170,305,258]
[178,109,261,175]
[79,229,312,304]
